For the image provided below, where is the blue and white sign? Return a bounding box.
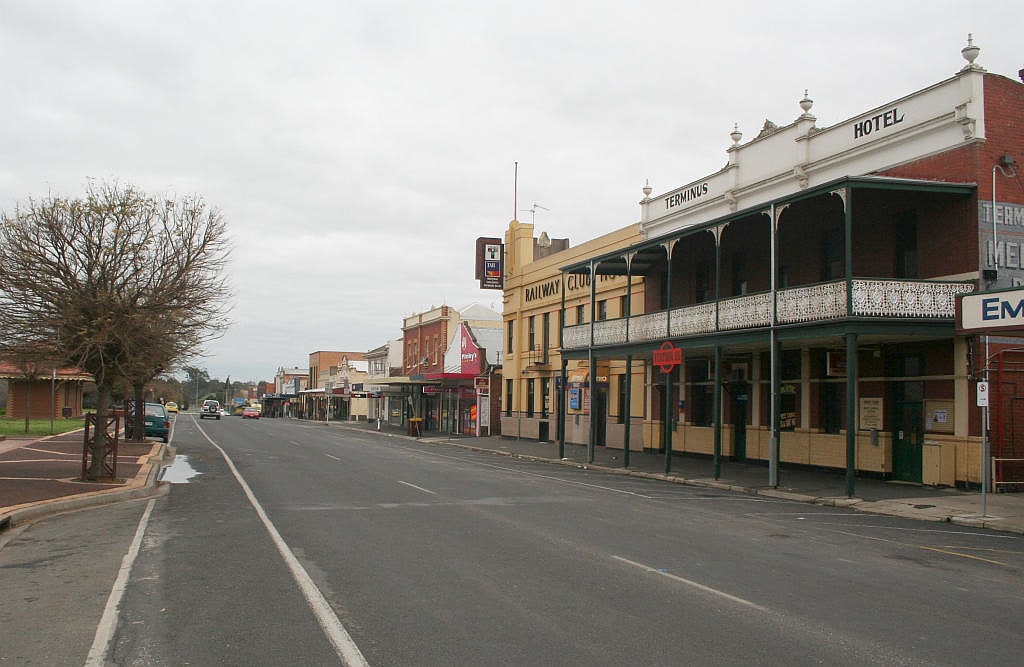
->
[958,287,1024,333]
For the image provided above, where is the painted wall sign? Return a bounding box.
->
[524,274,619,303]
[853,107,904,139]
[664,182,710,210]
[978,201,1024,289]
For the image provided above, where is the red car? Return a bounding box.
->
[242,406,260,419]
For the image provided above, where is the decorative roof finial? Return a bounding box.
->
[799,90,814,114]
[642,180,652,199]
[961,33,981,68]
[730,123,742,145]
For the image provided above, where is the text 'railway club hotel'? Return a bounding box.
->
[500,37,1024,493]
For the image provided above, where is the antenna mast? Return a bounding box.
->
[519,202,550,225]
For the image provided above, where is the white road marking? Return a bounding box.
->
[325,453,341,461]
[398,480,437,495]
[611,554,768,612]
[197,425,369,666]
[86,498,156,666]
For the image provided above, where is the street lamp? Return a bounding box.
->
[985,154,1018,515]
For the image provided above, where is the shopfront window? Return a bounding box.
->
[687,359,713,427]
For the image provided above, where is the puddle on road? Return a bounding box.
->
[159,455,202,484]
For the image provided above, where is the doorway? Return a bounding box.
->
[892,355,924,483]
[594,389,608,447]
[892,401,923,483]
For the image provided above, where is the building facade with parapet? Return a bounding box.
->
[557,38,1024,491]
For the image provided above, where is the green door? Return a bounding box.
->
[892,401,923,483]
[594,389,608,447]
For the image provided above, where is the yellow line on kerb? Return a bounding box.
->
[919,545,1008,566]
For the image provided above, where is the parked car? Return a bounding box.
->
[200,399,221,420]
[242,406,260,419]
[165,401,178,414]
[144,402,170,443]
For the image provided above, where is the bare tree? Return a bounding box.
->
[0,180,231,478]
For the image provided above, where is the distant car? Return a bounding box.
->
[144,402,170,443]
[165,401,178,414]
[201,399,221,420]
[242,406,260,419]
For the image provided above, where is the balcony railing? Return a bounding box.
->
[562,278,975,350]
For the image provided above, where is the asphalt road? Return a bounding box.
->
[3,413,1024,665]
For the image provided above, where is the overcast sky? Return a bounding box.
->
[1,1,1020,383]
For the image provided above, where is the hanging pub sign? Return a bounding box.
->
[653,341,683,374]
[475,236,503,290]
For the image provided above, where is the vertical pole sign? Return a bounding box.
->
[476,237,503,290]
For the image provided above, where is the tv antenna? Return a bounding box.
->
[520,203,550,224]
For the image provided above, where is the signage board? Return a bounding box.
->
[476,237,503,290]
[957,287,1024,334]
[653,341,683,374]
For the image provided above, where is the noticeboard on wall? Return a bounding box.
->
[859,397,883,431]
[924,399,954,434]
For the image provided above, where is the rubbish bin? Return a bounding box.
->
[61,407,73,418]
[408,417,423,437]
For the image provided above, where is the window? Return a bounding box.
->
[505,379,513,416]
[527,379,535,417]
[686,359,713,427]
[822,382,843,434]
[528,315,536,351]
[576,304,585,324]
[506,320,514,356]
[542,312,550,362]
[619,295,628,318]
[597,300,608,321]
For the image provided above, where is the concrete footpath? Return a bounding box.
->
[3,416,1023,540]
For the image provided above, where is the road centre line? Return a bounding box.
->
[398,480,437,495]
[402,447,660,498]
[197,424,369,666]
[611,555,767,612]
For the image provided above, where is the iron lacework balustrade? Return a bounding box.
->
[562,278,975,350]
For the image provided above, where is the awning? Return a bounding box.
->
[373,376,440,386]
